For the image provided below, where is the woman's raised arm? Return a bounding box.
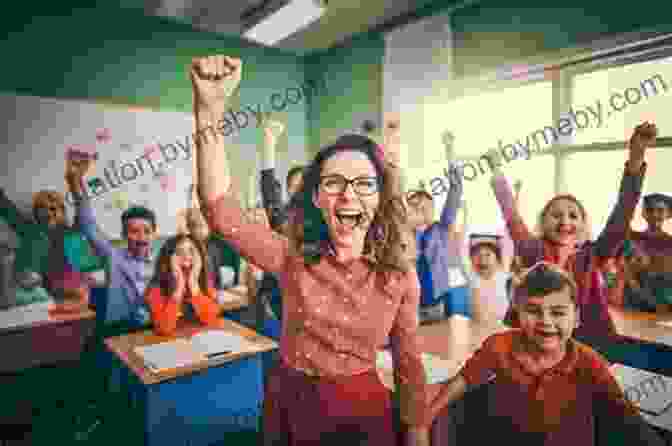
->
[191,56,288,273]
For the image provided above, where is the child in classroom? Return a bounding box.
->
[66,156,160,328]
[145,233,220,336]
[490,122,658,353]
[467,232,514,323]
[428,262,665,445]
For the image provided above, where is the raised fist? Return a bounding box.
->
[629,121,657,160]
[190,55,242,110]
[382,119,401,166]
[65,154,95,183]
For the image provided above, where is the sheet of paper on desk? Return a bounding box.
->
[134,339,203,372]
[191,330,256,356]
[614,364,672,416]
[376,350,464,385]
[0,300,53,330]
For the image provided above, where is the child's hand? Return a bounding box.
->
[65,155,94,185]
[629,122,657,163]
[382,119,401,166]
[441,130,455,161]
[263,116,285,141]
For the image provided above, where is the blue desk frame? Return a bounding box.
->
[108,346,265,446]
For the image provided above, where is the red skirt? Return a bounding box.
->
[263,360,397,446]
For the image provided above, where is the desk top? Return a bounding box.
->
[105,317,278,385]
[609,306,672,346]
[0,301,95,334]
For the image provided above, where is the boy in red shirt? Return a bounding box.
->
[429,262,664,445]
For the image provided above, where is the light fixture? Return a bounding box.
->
[243,0,327,46]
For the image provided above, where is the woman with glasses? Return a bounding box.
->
[190,56,429,446]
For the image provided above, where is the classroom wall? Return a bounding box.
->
[0,2,311,244]
[303,33,386,155]
[382,11,453,196]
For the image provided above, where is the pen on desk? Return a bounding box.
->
[206,351,231,359]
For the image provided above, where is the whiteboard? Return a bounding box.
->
[0,94,260,238]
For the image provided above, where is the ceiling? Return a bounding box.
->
[124,0,444,55]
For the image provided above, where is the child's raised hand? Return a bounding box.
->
[441,130,455,161]
[382,119,401,166]
[262,114,285,139]
[629,122,657,163]
[65,154,95,185]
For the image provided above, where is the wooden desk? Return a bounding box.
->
[0,303,96,373]
[105,318,277,446]
[609,305,672,346]
[105,317,276,385]
[0,303,96,434]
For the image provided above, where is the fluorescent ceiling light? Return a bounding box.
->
[243,0,326,46]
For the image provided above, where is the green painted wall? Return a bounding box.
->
[0,2,308,151]
[303,32,386,155]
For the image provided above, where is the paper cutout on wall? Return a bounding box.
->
[144,144,161,161]
[96,128,112,143]
[159,175,176,193]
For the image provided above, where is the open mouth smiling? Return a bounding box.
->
[335,210,365,228]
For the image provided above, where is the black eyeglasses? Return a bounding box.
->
[319,175,379,196]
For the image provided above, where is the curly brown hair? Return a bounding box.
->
[32,190,66,222]
[285,134,414,273]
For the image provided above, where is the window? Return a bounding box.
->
[420,80,554,231]
[564,148,672,237]
[571,55,672,146]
